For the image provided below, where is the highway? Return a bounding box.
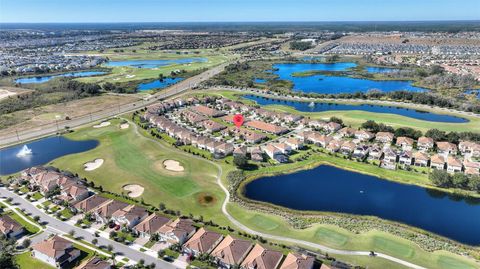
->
[0,62,229,148]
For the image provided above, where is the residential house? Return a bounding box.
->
[273,143,292,155]
[203,120,227,133]
[306,133,331,148]
[417,137,434,151]
[353,145,369,160]
[233,146,247,158]
[413,151,430,167]
[158,218,196,244]
[375,132,394,144]
[436,142,457,156]
[354,130,375,141]
[245,120,288,135]
[430,154,446,170]
[459,141,480,157]
[192,105,226,117]
[463,159,480,176]
[183,228,224,256]
[211,235,253,268]
[73,195,109,214]
[324,122,341,133]
[396,137,414,151]
[337,127,356,138]
[447,156,463,173]
[76,256,111,269]
[279,253,314,269]
[340,141,356,155]
[263,144,287,163]
[285,137,304,150]
[134,213,171,238]
[382,147,398,170]
[111,204,148,228]
[215,143,235,157]
[0,215,24,238]
[326,139,343,153]
[91,200,129,225]
[241,244,283,269]
[32,235,81,268]
[367,145,383,161]
[398,151,413,165]
[250,148,264,162]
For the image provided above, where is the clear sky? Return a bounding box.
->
[1,0,479,23]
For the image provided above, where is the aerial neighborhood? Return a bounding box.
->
[141,96,480,175]
[3,165,325,269]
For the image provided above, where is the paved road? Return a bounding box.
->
[0,188,179,269]
[0,63,229,148]
[125,119,428,269]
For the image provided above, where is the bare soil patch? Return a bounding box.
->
[84,158,104,171]
[163,159,184,172]
[93,121,111,128]
[197,192,217,206]
[123,184,144,198]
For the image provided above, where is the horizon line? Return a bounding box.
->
[2,19,480,24]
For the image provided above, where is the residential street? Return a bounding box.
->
[0,187,180,269]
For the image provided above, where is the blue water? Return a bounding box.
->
[272,62,426,94]
[245,165,480,245]
[365,66,400,73]
[254,78,267,84]
[0,136,98,175]
[137,77,184,91]
[15,71,107,84]
[105,58,207,68]
[243,95,468,123]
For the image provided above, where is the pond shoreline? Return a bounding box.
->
[233,160,480,255]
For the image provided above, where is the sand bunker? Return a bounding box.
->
[93,121,111,128]
[123,184,144,198]
[84,159,104,171]
[125,75,136,78]
[163,160,184,172]
[0,89,17,101]
[120,123,129,129]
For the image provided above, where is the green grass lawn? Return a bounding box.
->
[31,192,44,200]
[43,117,480,269]
[5,211,40,234]
[15,252,55,269]
[226,203,479,269]
[59,208,74,219]
[49,118,228,223]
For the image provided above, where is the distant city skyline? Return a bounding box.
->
[1,0,479,23]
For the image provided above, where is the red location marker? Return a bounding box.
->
[233,114,244,128]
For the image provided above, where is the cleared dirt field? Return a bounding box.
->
[0,94,138,132]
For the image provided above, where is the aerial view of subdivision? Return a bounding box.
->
[0,1,480,269]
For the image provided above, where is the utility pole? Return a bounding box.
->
[15,129,20,141]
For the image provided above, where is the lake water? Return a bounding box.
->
[272,62,426,94]
[243,95,469,123]
[0,136,98,175]
[105,58,207,68]
[244,165,480,245]
[15,71,107,84]
[137,77,184,91]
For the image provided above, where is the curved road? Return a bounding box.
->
[128,119,427,269]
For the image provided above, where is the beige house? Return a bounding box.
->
[279,253,314,269]
[211,235,253,268]
[183,227,224,256]
[241,244,283,269]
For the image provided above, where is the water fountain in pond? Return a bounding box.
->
[16,145,32,158]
